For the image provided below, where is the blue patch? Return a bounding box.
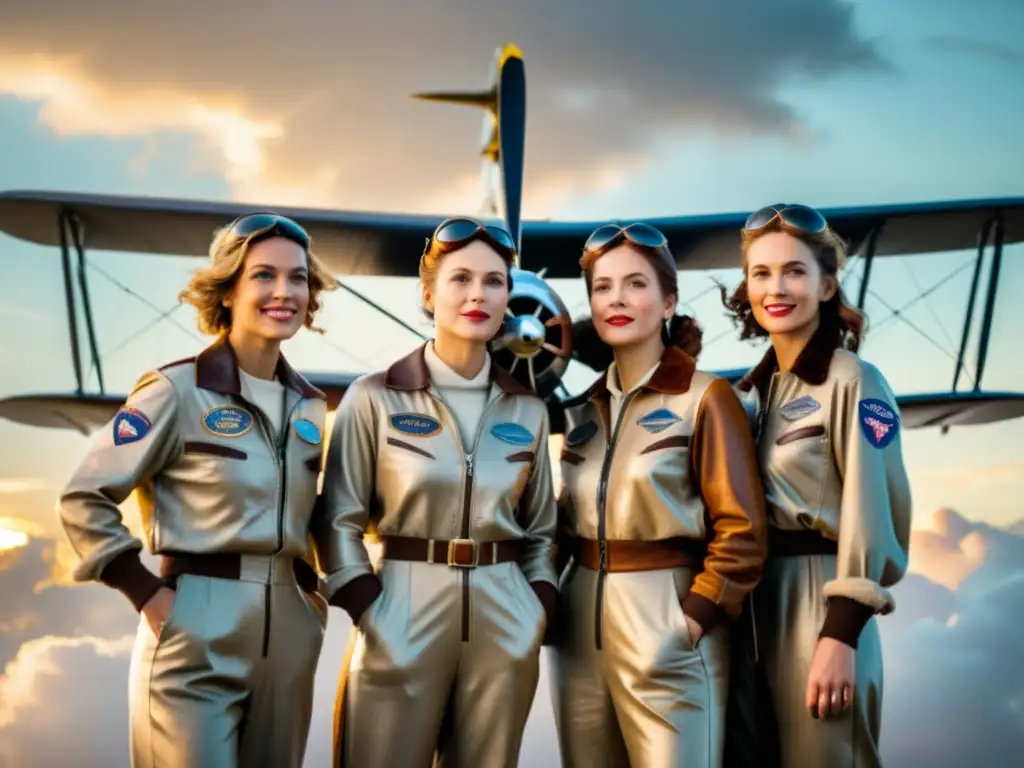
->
[858,398,899,449]
[779,395,821,422]
[390,413,442,437]
[636,408,681,434]
[203,406,253,438]
[565,421,598,447]
[491,422,534,446]
[113,408,151,446]
[293,418,321,445]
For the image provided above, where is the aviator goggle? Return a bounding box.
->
[224,212,311,250]
[427,217,519,264]
[582,222,676,272]
[744,203,828,235]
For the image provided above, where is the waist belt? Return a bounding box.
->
[380,535,521,568]
[768,528,839,557]
[159,552,319,594]
[574,536,705,572]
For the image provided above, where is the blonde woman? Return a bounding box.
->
[315,217,558,768]
[58,213,336,768]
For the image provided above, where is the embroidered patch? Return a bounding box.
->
[565,421,598,448]
[293,418,321,445]
[491,422,534,446]
[636,408,681,434]
[113,408,151,446]
[779,395,821,422]
[858,398,899,449]
[203,406,253,438]
[390,413,442,437]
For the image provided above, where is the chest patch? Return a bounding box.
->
[113,407,151,446]
[636,408,681,434]
[390,413,442,437]
[203,406,253,438]
[491,422,534,446]
[858,398,899,449]
[565,420,598,448]
[293,418,322,445]
[779,395,821,422]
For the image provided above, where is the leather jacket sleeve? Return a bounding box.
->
[684,377,768,634]
[515,411,558,587]
[57,371,182,610]
[820,363,912,645]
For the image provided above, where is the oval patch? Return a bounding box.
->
[491,422,534,446]
[565,420,598,448]
[203,406,253,438]
[390,413,442,437]
[293,418,321,445]
[637,408,681,434]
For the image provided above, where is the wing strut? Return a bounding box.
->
[855,226,881,310]
[57,209,105,394]
[973,215,1004,389]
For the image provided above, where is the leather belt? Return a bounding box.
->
[768,528,839,557]
[380,535,521,568]
[159,552,320,594]
[573,536,705,572]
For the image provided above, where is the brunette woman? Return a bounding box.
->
[723,203,913,768]
[551,222,768,767]
[314,217,558,768]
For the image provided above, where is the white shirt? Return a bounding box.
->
[423,342,492,451]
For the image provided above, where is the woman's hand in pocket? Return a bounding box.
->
[141,587,176,636]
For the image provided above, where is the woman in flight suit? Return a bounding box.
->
[313,217,558,768]
[57,213,336,768]
[550,222,769,768]
[722,204,913,768]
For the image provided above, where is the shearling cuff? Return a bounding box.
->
[822,577,895,615]
[682,592,729,640]
[99,549,165,612]
[819,596,875,648]
[329,573,382,625]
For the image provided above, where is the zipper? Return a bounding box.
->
[747,370,777,666]
[427,391,499,643]
[594,391,638,650]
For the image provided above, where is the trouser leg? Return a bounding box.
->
[237,582,326,768]
[336,560,461,767]
[760,556,883,768]
[550,565,630,768]
[603,567,729,768]
[129,574,252,768]
[436,563,546,768]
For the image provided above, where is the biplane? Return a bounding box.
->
[0,43,1022,437]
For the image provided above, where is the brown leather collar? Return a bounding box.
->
[584,345,698,402]
[384,343,533,396]
[194,334,325,400]
[738,321,836,399]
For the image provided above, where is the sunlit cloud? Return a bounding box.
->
[0,479,49,496]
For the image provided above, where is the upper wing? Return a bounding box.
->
[2,189,1022,278]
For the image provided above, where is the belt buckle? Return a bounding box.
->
[447,538,478,568]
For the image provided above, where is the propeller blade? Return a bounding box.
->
[497,44,526,256]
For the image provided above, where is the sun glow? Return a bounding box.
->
[0,528,30,552]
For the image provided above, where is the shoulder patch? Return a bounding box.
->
[491,422,534,446]
[293,418,322,445]
[637,408,681,434]
[565,420,598,448]
[779,395,821,422]
[203,406,253,438]
[390,413,442,437]
[113,407,152,446]
[858,398,899,449]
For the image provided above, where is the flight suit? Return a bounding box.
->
[725,329,912,768]
[550,345,768,768]
[57,336,328,768]
[312,343,558,768]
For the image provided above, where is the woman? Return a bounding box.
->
[722,203,913,768]
[551,222,768,767]
[57,213,336,768]
[313,217,558,768]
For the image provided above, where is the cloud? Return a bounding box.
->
[923,35,1024,67]
[0,0,888,213]
[0,479,49,495]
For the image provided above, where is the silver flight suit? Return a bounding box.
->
[312,343,558,768]
[57,336,329,768]
[725,329,913,768]
[551,345,768,768]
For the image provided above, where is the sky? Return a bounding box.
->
[0,0,1022,765]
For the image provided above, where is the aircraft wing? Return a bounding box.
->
[5,385,1022,436]
[2,189,1023,278]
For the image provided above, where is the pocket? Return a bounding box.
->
[356,583,386,635]
[301,586,329,629]
[386,437,435,460]
[671,573,698,653]
[506,450,535,464]
[776,424,826,446]
[184,441,247,460]
[153,575,189,643]
[639,435,690,456]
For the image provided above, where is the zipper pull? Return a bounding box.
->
[466,454,475,477]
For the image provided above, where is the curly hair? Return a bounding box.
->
[721,219,864,352]
[418,237,515,321]
[178,222,336,335]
